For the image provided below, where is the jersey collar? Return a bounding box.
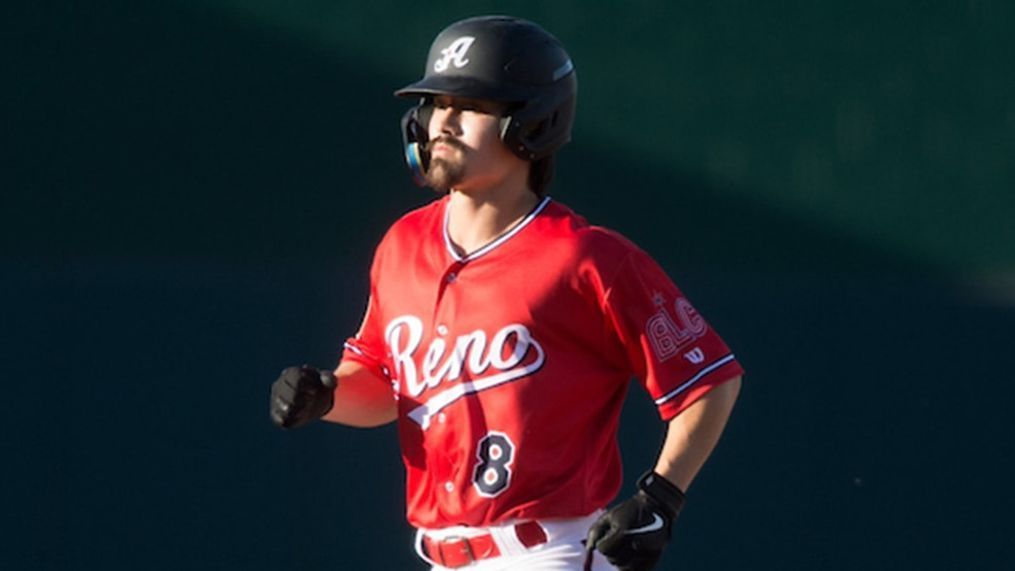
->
[442,196,552,263]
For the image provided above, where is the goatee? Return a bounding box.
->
[424,157,465,193]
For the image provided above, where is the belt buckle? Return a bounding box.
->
[439,535,475,567]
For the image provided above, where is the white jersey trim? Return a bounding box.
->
[343,341,365,356]
[443,196,552,263]
[653,354,737,406]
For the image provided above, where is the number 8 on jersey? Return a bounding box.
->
[473,432,515,497]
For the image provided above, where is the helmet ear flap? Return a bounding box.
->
[401,101,433,186]
[500,94,575,161]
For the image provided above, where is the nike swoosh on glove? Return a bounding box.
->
[584,471,686,571]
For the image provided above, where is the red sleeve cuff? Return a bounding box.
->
[340,339,389,382]
[655,357,744,421]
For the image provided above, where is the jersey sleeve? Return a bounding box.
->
[600,247,744,421]
[341,292,389,381]
[340,243,390,382]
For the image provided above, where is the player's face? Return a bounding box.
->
[425,95,521,192]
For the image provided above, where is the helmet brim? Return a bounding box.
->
[394,75,526,102]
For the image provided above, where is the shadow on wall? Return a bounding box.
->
[7,1,939,279]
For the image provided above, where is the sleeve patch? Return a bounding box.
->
[645,292,708,363]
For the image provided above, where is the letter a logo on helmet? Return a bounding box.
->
[433,36,475,72]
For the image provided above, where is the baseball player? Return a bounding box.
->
[270,15,743,571]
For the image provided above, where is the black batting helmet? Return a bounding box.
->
[395,15,577,186]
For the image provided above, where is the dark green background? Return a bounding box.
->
[5,2,1014,569]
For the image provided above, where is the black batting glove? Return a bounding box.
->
[269,365,336,429]
[585,471,686,571]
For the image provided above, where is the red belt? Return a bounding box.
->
[422,520,548,568]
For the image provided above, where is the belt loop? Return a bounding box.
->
[488,525,521,557]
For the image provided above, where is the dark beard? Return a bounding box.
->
[424,157,464,192]
[424,137,467,192]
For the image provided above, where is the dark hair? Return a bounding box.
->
[528,155,555,197]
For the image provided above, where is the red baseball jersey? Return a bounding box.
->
[341,195,743,529]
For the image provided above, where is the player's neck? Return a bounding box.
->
[446,180,540,256]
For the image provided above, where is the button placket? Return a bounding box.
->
[434,261,465,319]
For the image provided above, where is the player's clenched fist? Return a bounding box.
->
[269,365,336,429]
[584,471,686,571]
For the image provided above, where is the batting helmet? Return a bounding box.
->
[395,15,577,186]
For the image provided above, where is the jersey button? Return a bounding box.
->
[436,325,449,336]
[437,413,446,424]
[444,481,455,493]
[447,272,457,283]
